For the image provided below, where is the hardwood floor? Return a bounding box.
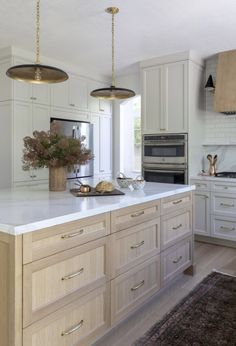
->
[93,241,236,346]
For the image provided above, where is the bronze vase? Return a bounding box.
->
[49,166,67,191]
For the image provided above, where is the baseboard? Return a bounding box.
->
[195,235,236,248]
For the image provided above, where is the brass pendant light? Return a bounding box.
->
[6,0,68,84]
[90,7,135,100]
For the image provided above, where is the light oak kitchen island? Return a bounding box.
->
[0,182,195,346]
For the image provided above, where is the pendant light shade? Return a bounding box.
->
[6,0,68,84]
[90,7,135,100]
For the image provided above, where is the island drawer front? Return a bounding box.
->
[23,212,110,264]
[191,180,210,191]
[161,208,192,250]
[211,181,236,193]
[211,193,236,217]
[23,237,109,327]
[161,237,192,286]
[111,256,160,325]
[211,215,236,241]
[111,200,160,233]
[23,283,110,346]
[110,218,160,278]
[161,192,192,215]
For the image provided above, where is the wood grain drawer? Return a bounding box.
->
[110,218,160,278]
[211,193,236,217]
[23,213,110,264]
[23,284,110,346]
[211,181,236,193]
[23,237,109,327]
[161,237,192,286]
[161,192,192,215]
[211,215,236,241]
[190,179,210,191]
[111,200,160,233]
[161,208,192,250]
[111,256,160,324]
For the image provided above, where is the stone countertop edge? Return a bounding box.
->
[0,185,195,236]
[190,175,236,182]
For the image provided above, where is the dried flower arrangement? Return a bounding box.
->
[22,122,93,170]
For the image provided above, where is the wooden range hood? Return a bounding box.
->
[214,49,236,115]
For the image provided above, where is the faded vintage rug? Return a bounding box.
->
[134,271,236,346]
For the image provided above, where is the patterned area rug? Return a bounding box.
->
[134,272,236,346]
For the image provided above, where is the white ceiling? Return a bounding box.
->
[1,0,236,78]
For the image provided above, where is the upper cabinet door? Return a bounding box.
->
[13,58,32,102]
[32,84,51,105]
[88,81,112,114]
[142,66,163,133]
[163,61,188,133]
[51,80,69,108]
[68,75,88,110]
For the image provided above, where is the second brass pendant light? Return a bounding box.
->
[90,7,135,100]
[6,0,68,84]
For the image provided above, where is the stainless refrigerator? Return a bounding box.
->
[51,118,93,179]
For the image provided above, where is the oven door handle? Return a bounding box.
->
[144,142,185,146]
[143,169,185,174]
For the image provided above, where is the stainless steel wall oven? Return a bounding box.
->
[142,134,188,184]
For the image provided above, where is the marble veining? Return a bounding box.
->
[0,182,194,235]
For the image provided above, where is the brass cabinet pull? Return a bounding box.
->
[61,229,84,239]
[173,256,182,264]
[131,211,145,218]
[160,128,166,131]
[70,103,75,107]
[30,174,37,178]
[61,320,84,336]
[99,108,105,112]
[204,196,209,199]
[172,223,182,230]
[220,203,234,208]
[224,186,229,189]
[130,240,145,249]
[172,199,183,205]
[131,280,145,291]
[220,226,235,232]
[61,268,84,281]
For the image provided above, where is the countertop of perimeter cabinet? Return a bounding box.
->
[0,182,195,235]
[190,175,236,183]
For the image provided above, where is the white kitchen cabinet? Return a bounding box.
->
[194,191,210,236]
[88,81,112,115]
[91,113,112,177]
[51,74,88,111]
[13,101,50,183]
[141,61,187,133]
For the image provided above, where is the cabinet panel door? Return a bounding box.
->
[99,99,112,115]
[163,61,188,132]
[88,81,100,113]
[13,58,32,102]
[142,66,163,133]
[13,101,32,182]
[69,75,88,110]
[51,81,69,108]
[194,191,210,235]
[99,115,112,174]
[32,84,51,105]
[91,114,100,175]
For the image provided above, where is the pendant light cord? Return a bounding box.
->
[112,11,115,87]
[36,0,40,64]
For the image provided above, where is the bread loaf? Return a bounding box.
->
[95,181,115,193]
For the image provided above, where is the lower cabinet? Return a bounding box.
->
[194,190,210,236]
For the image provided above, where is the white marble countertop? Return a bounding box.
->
[190,175,236,183]
[0,181,195,235]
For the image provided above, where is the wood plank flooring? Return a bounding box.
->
[93,241,236,346]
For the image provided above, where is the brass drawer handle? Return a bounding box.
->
[173,256,182,264]
[61,229,84,239]
[172,199,183,205]
[131,211,145,218]
[131,280,145,291]
[99,108,105,112]
[220,226,235,232]
[131,240,145,249]
[61,320,84,336]
[70,103,75,107]
[172,223,182,230]
[220,203,234,208]
[62,268,84,281]
[160,128,166,131]
[224,186,229,189]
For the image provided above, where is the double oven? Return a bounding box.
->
[142,134,188,185]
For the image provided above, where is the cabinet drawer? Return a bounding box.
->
[111,256,160,324]
[23,213,110,264]
[111,200,160,233]
[23,237,109,327]
[110,218,160,278]
[161,208,192,249]
[211,193,236,217]
[161,237,192,286]
[191,179,210,191]
[23,284,110,346]
[161,192,192,215]
[211,181,236,193]
[211,215,236,241]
